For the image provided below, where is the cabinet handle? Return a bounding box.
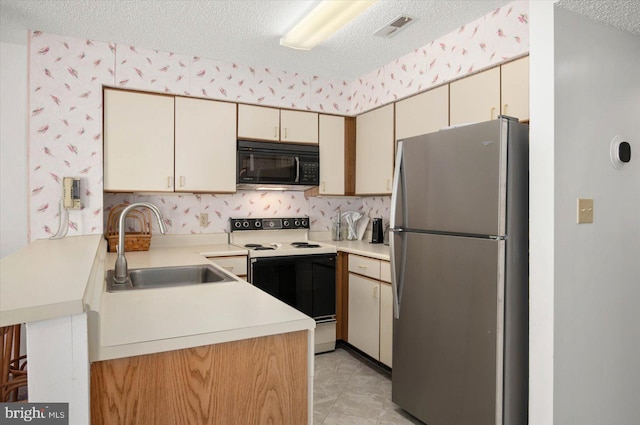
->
[373,286,379,299]
[179,176,185,187]
[358,265,368,269]
[284,128,288,139]
[167,176,173,189]
[491,107,496,120]
[321,181,326,192]
[503,103,509,114]
[274,126,278,138]
[387,179,391,191]
[222,266,234,271]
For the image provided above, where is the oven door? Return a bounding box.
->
[249,254,336,320]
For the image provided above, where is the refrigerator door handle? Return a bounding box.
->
[390,228,403,319]
[390,141,405,319]
[390,141,404,230]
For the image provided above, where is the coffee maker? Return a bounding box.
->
[371,218,384,244]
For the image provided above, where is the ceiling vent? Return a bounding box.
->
[374,16,415,38]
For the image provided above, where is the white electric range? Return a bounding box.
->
[229,217,337,354]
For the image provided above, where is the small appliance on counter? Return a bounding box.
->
[371,217,384,244]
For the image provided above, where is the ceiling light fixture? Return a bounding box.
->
[280,0,379,51]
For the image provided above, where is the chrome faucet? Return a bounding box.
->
[113,202,167,284]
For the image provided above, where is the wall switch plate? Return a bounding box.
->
[577,198,594,224]
[199,213,209,228]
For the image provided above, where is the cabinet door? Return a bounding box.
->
[104,89,174,192]
[319,115,345,195]
[355,104,394,195]
[501,56,529,121]
[208,256,247,278]
[348,273,380,360]
[379,282,393,367]
[237,104,280,141]
[450,67,500,125]
[175,97,236,192]
[281,110,319,144]
[395,85,449,141]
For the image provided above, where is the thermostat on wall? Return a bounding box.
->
[610,135,631,170]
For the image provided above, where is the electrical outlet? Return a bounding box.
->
[199,213,209,228]
[577,198,594,224]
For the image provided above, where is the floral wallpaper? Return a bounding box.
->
[350,1,530,113]
[28,31,114,239]
[27,1,529,240]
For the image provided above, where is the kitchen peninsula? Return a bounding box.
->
[0,235,315,425]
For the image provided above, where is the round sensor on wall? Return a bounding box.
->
[610,135,632,170]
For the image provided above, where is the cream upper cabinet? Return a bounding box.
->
[237,104,280,142]
[104,88,175,192]
[356,104,394,195]
[319,115,345,195]
[237,104,318,144]
[450,67,500,125]
[501,56,529,121]
[395,85,449,141]
[281,110,319,144]
[175,97,237,193]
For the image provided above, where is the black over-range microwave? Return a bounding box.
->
[236,140,319,191]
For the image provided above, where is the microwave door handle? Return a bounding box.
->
[295,157,300,182]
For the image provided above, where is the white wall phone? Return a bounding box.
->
[63,177,81,209]
[50,177,81,239]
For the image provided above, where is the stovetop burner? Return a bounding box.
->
[244,243,276,251]
[291,242,321,248]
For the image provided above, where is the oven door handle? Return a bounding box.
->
[295,157,300,183]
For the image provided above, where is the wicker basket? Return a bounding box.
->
[105,204,152,252]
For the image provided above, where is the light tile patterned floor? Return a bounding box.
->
[313,347,424,425]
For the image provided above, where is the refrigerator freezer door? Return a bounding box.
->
[392,232,504,425]
[399,119,508,236]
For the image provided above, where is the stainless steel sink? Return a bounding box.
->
[106,264,235,292]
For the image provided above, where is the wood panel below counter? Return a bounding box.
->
[90,331,308,425]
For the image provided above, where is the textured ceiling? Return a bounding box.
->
[1,1,638,81]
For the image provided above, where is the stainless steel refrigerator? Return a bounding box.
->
[390,117,528,425]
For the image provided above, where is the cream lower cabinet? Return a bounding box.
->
[104,89,175,192]
[348,273,380,360]
[319,114,345,195]
[175,97,236,192]
[207,255,247,280]
[450,66,501,125]
[348,254,393,367]
[395,84,449,141]
[501,56,530,121]
[379,262,393,368]
[356,104,394,195]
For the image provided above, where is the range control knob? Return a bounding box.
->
[301,219,308,227]
[234,221,242,228]
[254,220,262,228]
[283,220,290,228]
[294,220,301,227]
[242,221,250,228]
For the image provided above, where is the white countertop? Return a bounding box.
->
[0,235,103,326]
[1,232,386,362]
[321,239,390,261]
[93,244,314,361]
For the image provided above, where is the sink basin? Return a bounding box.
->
[106,264,235,292]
